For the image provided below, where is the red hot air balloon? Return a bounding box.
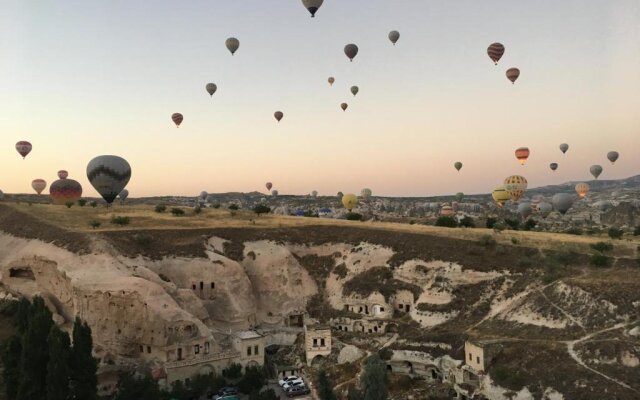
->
[16,141,32,159]
[515,147,530,165]
[58,170,69,179]
[50,179,83,205]
[32,179,47,195]
[487,43,505,65]
[266,182,273,191]
[171,113,183,128]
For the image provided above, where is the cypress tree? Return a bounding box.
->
[2,335,22,400]
[359,354,389,400]
[317,368,337,400]
[46,325,72,400]
[69,317,98,400]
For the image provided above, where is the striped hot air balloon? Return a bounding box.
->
[31,179,47,195]
[301,0,324,17]
[50,179,82,205]
[274,111,284,122]
[515,147,530,165]
[506,68,520,84]
[58,170,69,179]
[440,205,454,216]
[171,113,183,127]
[487,42,505,65]
[225,37,240,55]
[575,183,590,198]
[504,175,528,202]
[492,185,510,208]
[86,155,132,204]
[16,141,32,159]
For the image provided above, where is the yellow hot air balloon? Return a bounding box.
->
[575,182,590,198]
[492,185,510,208]
[503,175,528,202]
[342,193,358,211]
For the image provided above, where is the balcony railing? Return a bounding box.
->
[165,350,241,369]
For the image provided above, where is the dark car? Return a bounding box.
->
[286,385,311,397]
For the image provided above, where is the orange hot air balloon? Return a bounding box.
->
[575,183,590,198]
[515,147,530,165]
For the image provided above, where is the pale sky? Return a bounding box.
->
[1,1,639,197]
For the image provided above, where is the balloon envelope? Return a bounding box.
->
[590,165,603,179]
[515,147,530,165]
[274,111,284,122]
[171,113,183,127]
[119,189,129,201]
[607,151,619,164]
[58,170,69,179]
[506,68,520,84]
[50,179,82,205]
[31,179,47,195]
[341,103,348,111]
[455,192,464,202]
[388,30,400,45]
[492,185,510,207]
[342,193,358,211]
[344,44,359,61]
[271,190,278,197]
[225,37,240,55]
[361,188,372,199]
[86,155,132,204]
[504,175,528,202]
[575,183,589,198]
[16,141,32,159]
[538,202,553,216]
[454,162,463,171]
[328,77,335,86]
[266,182,273,191]
[351,86,359,96]
[206,83,217,97]
[487,43,505,65]
[199,191,208,201]
[517,202,532,219]
[550,163,558,171]
[560,143,569,154]
[311,190,318,198]
[301,0,324,17]
[552,193,574,214]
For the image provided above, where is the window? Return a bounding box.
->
[178,348,183,360]
[320,338,325,346]
[195,344,200,354]
[247,346,252,356]
[204,342,210,354]
[477,356,480,364]
[469,353,472,361]
[147,346,151,354]
[254,345,259,355]
[313,338,318,347]
[139,345,144,353]
[200,281,204,290]
[192,284,196,290]
[211,282,215,289]
[380,307,385,312]
[398,304,403,309]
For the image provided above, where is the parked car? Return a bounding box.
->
[287,385,311,397]
[279,375,301,387]
[213,396,238,400]
[212,387,239,399]
[283,379,305,392]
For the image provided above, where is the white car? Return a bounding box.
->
[279,375,300,387]
[283,379,305,392]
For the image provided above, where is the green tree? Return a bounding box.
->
[69,318,97,400]
[16,297,53,400]
[358,354,388,400]
[238,366,266,394]
[253,204,271,216]
[435,216,457,228]
[154,204,167,213]
[114,372,163,400]
[317,368,337,400]
[523,219,536,231]
[77,199,87,207]
[14,298,31,334]
[2,335,22,400]
[459,216,475,228]
[46,326,72,400]
[608,227,624,240]
[485,217,497,229]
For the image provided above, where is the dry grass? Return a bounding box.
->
[5,203,639,257]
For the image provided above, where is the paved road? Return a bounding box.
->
[267,382,313,400]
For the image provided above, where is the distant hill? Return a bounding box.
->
[527,175,640,195]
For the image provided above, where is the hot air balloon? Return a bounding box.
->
[337,191,344,200]
[274,111,284,122]
[537,202,553,216]
[517,202,532,219]
[49,179,82,205]
[15,141,32,159]
[504,175,528,202]
[454,162,463,172]
[455,192,464,202]
[487,43,505,65]
[552,193,574,215]
[58,170,69,179]
[86,155,132,204]
[271,190,278,197]
[311,190,318,198]
[225,37,240,55]
[341,103,348,111]
[607,151,619,165]
[206,83,217,97]
[515,147,530,165]
[301,0,324,17]
[550,163,558,171]
[32,179,47,195]
[559,143,569,154]
[351,86,359,96]
[506,68,520,84]
[328,77,335,86]
[266,182,273,191]
[342,194,358,211]
[440,205,454,216]
[590,165,603,179]
[119,189,129,202]
[171,113,183,127]
[361,188,372,200]
[388,31,400,45]
[492,185,510,208]
[199,191,208,201]
[575,183,589,198]
[344,44,359,62]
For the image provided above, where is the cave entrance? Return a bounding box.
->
[288,314,304,327]
[9,267,35,280]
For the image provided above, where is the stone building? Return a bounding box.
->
[305,325,332,365]
[464,340,502,373]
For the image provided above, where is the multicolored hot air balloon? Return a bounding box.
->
[32,179,47,195]
[301,0,324,17]
[274,111,284,122]
[504,175,528,202]
[440,205,454,216]
[590,165,603,179]
[515,147,530,165]
[171,113,183,128]
[49,179,82,205]
[342,193,358,211]
[550,163,558,171]
[119,189,129,202]
[341,103,348,111]
[506,68,520,84]
[58,170,69,179]
[344,44,359,62]
[86,155,132,204]
[552,193,574,215]
[328,77,335,86]
[266,182,273,191]
[607,151,619,164]
[454,162,463,172]
[351,86,359,96]
[16,141,32,159]
[492,185,510,208]
[225,37,240,55]
[560,143,569,154]
[487,43,505,65]
[575,183,590,198]
[388,31,400,45]
[206,83,217,97]
[361,188,372,200]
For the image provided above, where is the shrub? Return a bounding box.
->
[89,221,101,229]
[170,208,185,216]
[493,222,506,233]
[90,201,97,208]
[523,219,536,231]
[65,201,74,208]
[486,217,497,229]
[346,212,362,221]
[459,216,475,228]
[504,218,520,230]
[479,234,497,247]
[511,237,519,245]
[193,205,202,214]
[378,347,393,361]
[608,227,624,240]
[110,216,130,226]
[253,204,271,215]
[435,216,457,228]
[565,227,583,235]
[222,363,243,380]
[590,242,613,253]
[132,233,152,246]
[211,203,221,209]
[590,253,611,267]
[333,263,348,279]
[228,204,239,210]
[634,226,640,236]
[154,204,167,213]
[77,199,87,207]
